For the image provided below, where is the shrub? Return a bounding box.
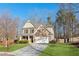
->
[18,40,28,44]
[49,40,56,44]
[14,40,19,44]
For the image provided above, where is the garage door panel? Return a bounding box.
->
[35,37,49,43]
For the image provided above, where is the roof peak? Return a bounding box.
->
[27,20,31,23]
[23,20,34,28]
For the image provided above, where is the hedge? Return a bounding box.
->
[18,40,28,44]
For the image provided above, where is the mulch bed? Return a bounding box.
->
[71,42,79,48]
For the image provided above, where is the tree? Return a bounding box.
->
[47,16,52,26]
[55,9,67,43]
[0,13,19,51]
[55,4,77,43]
[14,16,20,40]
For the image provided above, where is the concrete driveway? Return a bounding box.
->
[12,43,48,56]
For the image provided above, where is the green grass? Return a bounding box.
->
[40,43,79,56]
[0,44,27,52]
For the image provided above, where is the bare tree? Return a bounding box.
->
[0,13,19,51]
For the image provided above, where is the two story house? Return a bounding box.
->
[19,19,54,44]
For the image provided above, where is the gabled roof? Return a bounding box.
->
[22,20,54,35]
[23,20,34,28]
[34,24,53,35]
[46,27,54,34]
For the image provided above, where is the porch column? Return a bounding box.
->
[28,28,31,44]
[20,36,22,40]
[28,36,31,44]
[33,35,35,43]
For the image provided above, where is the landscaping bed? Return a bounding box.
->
[39,43,79,56]
[71,42,79,48]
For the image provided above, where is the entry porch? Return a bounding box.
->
[20,34,34,44]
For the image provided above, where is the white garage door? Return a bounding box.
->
[35,37,49,43]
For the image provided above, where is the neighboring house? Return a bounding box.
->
[19,20,54,43]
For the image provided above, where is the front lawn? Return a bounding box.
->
[40,43,79,56]
[0,44,27,52]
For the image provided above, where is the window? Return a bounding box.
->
[22,36,28,40]
[22,36,26,39]
[24,29,28,33]
[26,29,28,33]
[30,29,34,33]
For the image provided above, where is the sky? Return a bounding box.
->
[0,3,60,25]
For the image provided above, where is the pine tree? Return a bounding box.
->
[47,16,52,27]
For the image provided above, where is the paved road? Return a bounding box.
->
[0,52,15,56]
[12,43,47,56]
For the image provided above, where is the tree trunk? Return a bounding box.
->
[67,38,69,43]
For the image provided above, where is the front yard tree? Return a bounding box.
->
[0,13,18,50]
[14,16,20,40]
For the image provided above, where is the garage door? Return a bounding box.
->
[35,37,49,43]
